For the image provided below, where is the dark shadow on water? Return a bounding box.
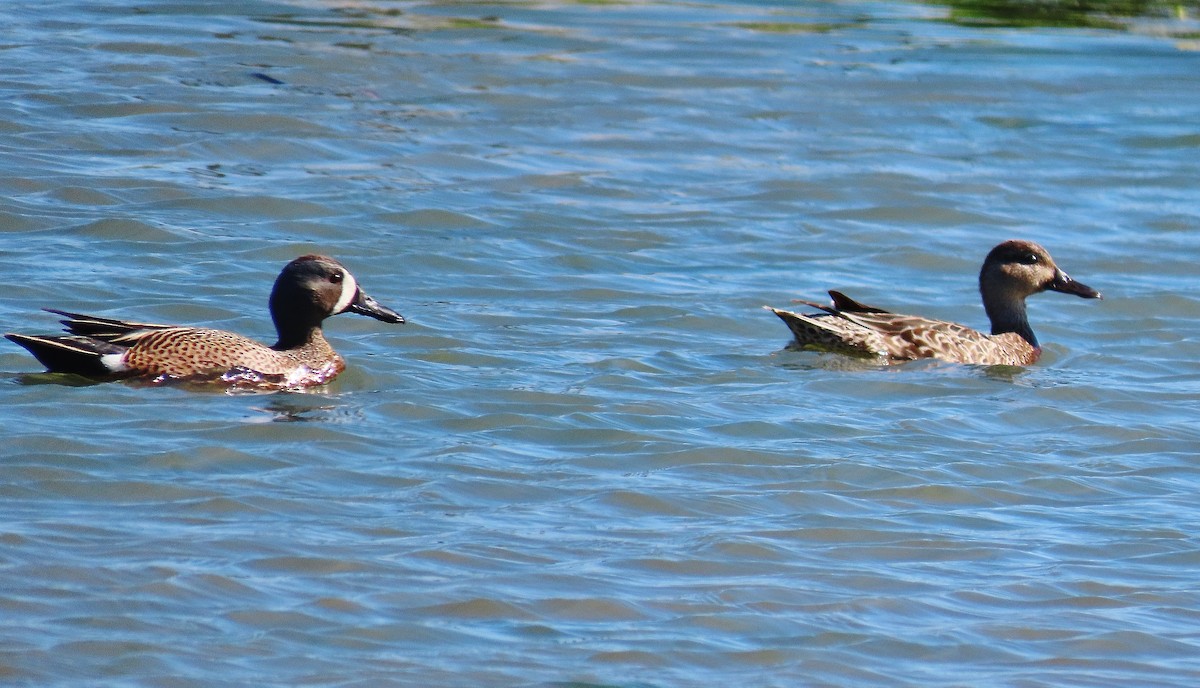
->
[9,371,343,424]
[10,371,108,387]
[772,348,889,373]
[7,371,338,398]
[980,362,1029,382]
[771,348,1035,381]
[251,398,339,423]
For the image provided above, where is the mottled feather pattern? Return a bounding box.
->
[841,311,1037,365]
[771,303,1038,366]
[5,255,402,389]
[768,241,1101,367]
[117,328,342,378]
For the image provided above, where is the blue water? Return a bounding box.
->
[2,1,1200,686]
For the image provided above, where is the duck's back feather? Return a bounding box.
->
[768,292,1039,366]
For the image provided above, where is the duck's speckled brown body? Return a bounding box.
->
[6,255,404,389]
[768,240,1101,366]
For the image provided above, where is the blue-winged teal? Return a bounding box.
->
[5,254,404,388]
[767,240,1101,366]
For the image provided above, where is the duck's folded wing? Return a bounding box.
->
[766,306,889,358]
[827,291,891,314]
[835,310,1001,363]
[46,309,178,342]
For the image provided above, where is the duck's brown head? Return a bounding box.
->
[980,240,1101,302]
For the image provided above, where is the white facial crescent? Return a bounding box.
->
[332,271,358,314]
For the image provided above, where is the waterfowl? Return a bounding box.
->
[767,240,1101,366]
[5,254,404,388]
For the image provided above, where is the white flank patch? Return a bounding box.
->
[100,352,130,372]
[333,272,358,314]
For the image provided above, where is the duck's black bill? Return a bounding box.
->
[1049,271,1102,300]
[348,290,405,323]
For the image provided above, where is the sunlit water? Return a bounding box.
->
[2,1,1199,686]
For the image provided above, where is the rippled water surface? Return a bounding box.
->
[2,1,1200,686]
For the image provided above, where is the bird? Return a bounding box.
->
[766,240,1101,366]
[5,254,405,389]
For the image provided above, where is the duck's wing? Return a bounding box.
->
[5,309,180,376]
[827,290,891,314]
[769,291,897,357]
[46,309,179,343]
[834,310,1029,364]
[766,306,890,358]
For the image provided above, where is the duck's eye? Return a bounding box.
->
[1019,253,1040,265]
[329,271,344,284]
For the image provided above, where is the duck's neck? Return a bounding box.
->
[272,323,324,351]
[269,292,328,350]
[984,298,1038,347]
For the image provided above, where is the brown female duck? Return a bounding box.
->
[767,240,1101,366]
[5,254,404,388]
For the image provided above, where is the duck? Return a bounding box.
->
[766,240,1101,366]
[5,254,405,388]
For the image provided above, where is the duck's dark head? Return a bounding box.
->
[269,255,404,345]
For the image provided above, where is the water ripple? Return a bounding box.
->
[1,1,1199,687]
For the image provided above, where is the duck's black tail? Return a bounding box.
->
[5,333,126,377]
